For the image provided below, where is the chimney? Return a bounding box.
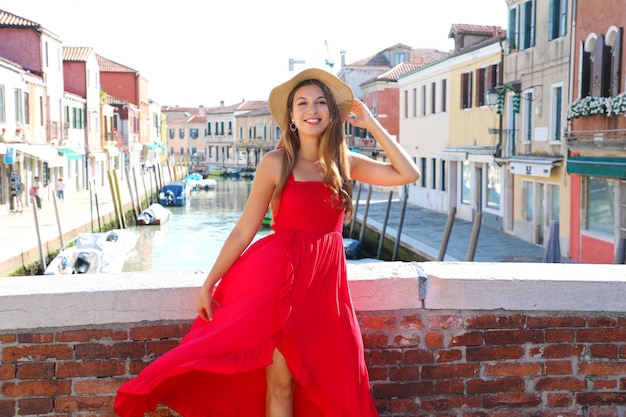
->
[220,101,224,107]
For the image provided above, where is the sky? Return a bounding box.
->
[2,0,508,107]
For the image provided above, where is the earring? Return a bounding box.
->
[289,121,297,132]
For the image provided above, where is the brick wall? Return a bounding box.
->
[1,262,626,417]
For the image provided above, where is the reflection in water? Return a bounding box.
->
[124,177,272,272]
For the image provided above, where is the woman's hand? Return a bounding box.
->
[196,280,219,322]
[343,99,377,130]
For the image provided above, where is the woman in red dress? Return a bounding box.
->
[115,68,420,417]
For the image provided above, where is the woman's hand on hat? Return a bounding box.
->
[343,99,377,130]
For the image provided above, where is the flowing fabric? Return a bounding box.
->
[114,175,379,417]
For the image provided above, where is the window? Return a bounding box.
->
[440,160,446,191]
[461,161,471,205]
[461,72,472,109]
[228,121,232,136]
[551,85,563,142]
[486,163,501,210]
[207,123,211,135]
[420,157,427,188]
[190,128,199,139]
[14,88,23,124]
[522,180,534,221]
[508,0,536,51]
[580,28,622,99]
[549,184,560,222]
[476,68,486,107]
[421,85,427,116]
[0,85,5,124]
[404,90,409,118]
[585,177,614,235]
[441,79,447,113]
[548,0,568,41]
[412,88,417,118]
[39,96,44,126]
[220,122,224,136]
[431,82,436,114]
[522,91,534,142]
[394,52,407,65]
[169,129,174,139]
[179,129,184,139]
[431,158,436,189]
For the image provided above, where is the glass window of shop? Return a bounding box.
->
[522,180,534,221]
[486,163,501,210]
[585,176,615,235]
[461,160,470,205]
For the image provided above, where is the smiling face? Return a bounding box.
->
[289,83,330,139]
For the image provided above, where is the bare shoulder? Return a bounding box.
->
[256,149,284,185]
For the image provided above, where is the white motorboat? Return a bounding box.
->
[137,203,172,226]
[185,173,217,190]
[44,229,139,275]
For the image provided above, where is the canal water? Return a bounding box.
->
[123,177,273,272]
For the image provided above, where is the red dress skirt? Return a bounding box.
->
[114,175,379,416]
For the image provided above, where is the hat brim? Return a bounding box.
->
[268,68,354,132]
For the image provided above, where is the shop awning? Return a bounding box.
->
[10,143,64,167]
[57,148,84,161]
[154,141,167,150]
[567,156,626,179]
[509,156,563,178]
[143,143,157,150]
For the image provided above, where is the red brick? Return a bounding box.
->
[403,349,434,364]
[16,332,53,344]
[421,395,481,411]
[545,360,573,375]
[437,348,462,362]
[421,363,479,379]
[362,333,388,348]
[367,367,387,381]
[130,359,153,375]
[435,379,464,395]
[591,344,619,358]
[451,331,483,346]
[56,328,128,343]
[546,328,575,343]
[425,332,443,347]
[484,329,544,345]
[576,392,626,406]
[588,407,618,417]
[580,362,626,376]
[369,349,402,366]
[466,346,524,361]
[391,333,420,347]
[389,397,417,413]
[0,334,16,344]
[360,314,397,330]
[2,380,71,397]
[577,328,626,343]
[484,362,542,377]
[56,360,126,378]
[527,316,585,328]
[482,393,541,409]
[17,397,53,415]
[147,340,180,357]
[428,314,462,330]
[75,341,146,360]
[372,381,433,398]
[399,314,425,330]
[129,323,191,341]
[0,364,15,380]
[546,392,573,407]
[593,378,618,390]
[2,344,73,362]
[465,314,524,329]
[531,344,584,359]
[535,376,587,391]
[466,377,524,394]
[55,395,115,413]
[17,362,54,379]
[75,378,125,395]
[587,317,617,327]
[389,366,419,381]
[0,400,15,417]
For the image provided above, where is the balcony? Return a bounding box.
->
[565,128,626,151]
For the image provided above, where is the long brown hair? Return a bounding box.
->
[273,79,354,221]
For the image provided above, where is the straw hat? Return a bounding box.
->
[268,68,354,132]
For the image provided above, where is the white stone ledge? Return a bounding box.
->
[1,262,625,332]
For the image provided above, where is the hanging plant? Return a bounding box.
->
[567,93,626,119]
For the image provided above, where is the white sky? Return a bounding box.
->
[2,0,507,107]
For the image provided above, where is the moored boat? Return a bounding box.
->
[159,181,191,206]
[186,173,217,191]
[44,229,140,275]
[137,203,172,225]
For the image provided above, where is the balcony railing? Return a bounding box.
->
[565,128,626,150]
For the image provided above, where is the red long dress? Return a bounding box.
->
[114,175,379,417]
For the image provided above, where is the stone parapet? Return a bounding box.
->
[1,262,625,416]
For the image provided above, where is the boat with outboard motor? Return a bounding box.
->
[44,229,139,275]
[137,203,172,226]
[159,181,191,206]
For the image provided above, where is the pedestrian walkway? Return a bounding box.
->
[0,180,140,276]
[348,186,557,263]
